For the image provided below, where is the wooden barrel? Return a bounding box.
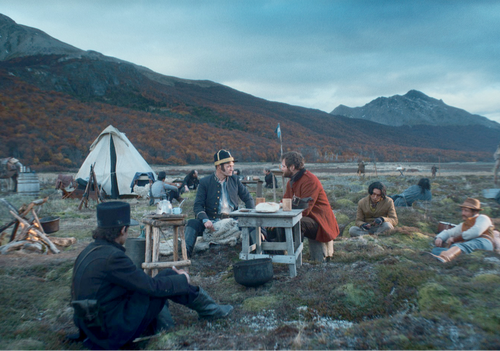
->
[17,172,40,196]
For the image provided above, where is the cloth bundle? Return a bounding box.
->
[201,218,241,247]
[159,218,241,256]
[133,183,151,199]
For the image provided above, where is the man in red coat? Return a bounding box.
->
[281,151,339,242]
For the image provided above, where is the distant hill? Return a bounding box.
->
[0,14,498,170]
[331,90,500,129]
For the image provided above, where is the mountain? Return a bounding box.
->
[0,14,498,170]
[331,90,500,129]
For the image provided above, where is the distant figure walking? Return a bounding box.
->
[493,143,500,184]
[357,160,365,177]
[431,165,438,178]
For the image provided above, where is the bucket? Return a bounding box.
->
[17,173,40,196]
[125,237,146,270]
[39,216,60,234]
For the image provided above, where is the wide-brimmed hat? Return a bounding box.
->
[214,149,237,166]
[459,198,482,211]
[97,202,139,228]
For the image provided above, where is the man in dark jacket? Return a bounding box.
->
[263,168,278,189]
[184,150,254,257]
[71,201,232,349]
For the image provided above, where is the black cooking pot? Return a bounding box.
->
[39,216,60,234]
[233,258,273,287]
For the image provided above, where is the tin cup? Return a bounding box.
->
[282,198,292,211]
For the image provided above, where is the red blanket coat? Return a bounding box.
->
[284,171,339,242]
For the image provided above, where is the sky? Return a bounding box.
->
[2,0,500,122]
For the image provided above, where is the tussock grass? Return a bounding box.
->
[1,169,500,349]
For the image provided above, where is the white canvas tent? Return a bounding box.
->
[76,125,155,198]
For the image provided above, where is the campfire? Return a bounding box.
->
[0,198,76,255]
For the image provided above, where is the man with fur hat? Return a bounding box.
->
[184,149,255,257]
[71,201,232,349]
[349,181,398,237]
[431,198,495,263]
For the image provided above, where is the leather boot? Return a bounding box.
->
[431,246,462,263]
[186,287,233,320]
[153,305,175,333]
[184,226,197,258]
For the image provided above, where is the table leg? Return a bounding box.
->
[257,182,262,197]
[241,227,250,259]
[152,227,160,277]
[293,222,302,267]
[256,227,262,254]
[285,227,297,277]
[173,226,179,262]
[144,224,152,275]
[180,225,188,261]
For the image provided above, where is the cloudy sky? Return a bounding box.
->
[2,1,500,122]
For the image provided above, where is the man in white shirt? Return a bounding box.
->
[431,198,495,262]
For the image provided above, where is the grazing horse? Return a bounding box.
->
[0,158,22,192]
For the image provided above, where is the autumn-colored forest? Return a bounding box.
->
[0,67,494,171]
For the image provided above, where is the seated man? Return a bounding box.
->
[182,170,199,191]
[263,168,278,189]
[184,150,255,257]
[71,202,232,350]
[391,178,432,207]
[431,198,495,262]
[349,181,398,237]
[281,151,339,243]
[150,171,184,205]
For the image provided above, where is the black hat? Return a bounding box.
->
[97,202,139,228]
[214,149,236,166]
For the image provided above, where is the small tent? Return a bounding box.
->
[76,125,155,198]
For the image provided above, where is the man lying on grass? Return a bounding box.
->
[431,198,498,263]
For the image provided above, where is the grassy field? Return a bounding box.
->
[1,163,500,349]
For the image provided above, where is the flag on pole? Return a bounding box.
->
[275,123,281,139]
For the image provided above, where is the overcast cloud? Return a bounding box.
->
[2,0,500,122]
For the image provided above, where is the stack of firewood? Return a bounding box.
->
[0,198,76,255]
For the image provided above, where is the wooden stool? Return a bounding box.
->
[142,214,190,277]
[307,238,334,262]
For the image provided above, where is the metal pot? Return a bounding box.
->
[233,258,273,287]
[39,216,60,234]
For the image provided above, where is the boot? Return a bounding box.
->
[431,246,462,263]
[186,287,233,320]
[153,305,175,333]
[184,226,197,258]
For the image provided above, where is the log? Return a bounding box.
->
[23,241,46,254]
[9,211,60,254]
[51,237,77,247]
[0,240,29,254]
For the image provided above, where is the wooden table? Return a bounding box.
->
[141,214,190,277]
[229,208,303,277]
[241,179,264,197]
[270,169,286,202]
